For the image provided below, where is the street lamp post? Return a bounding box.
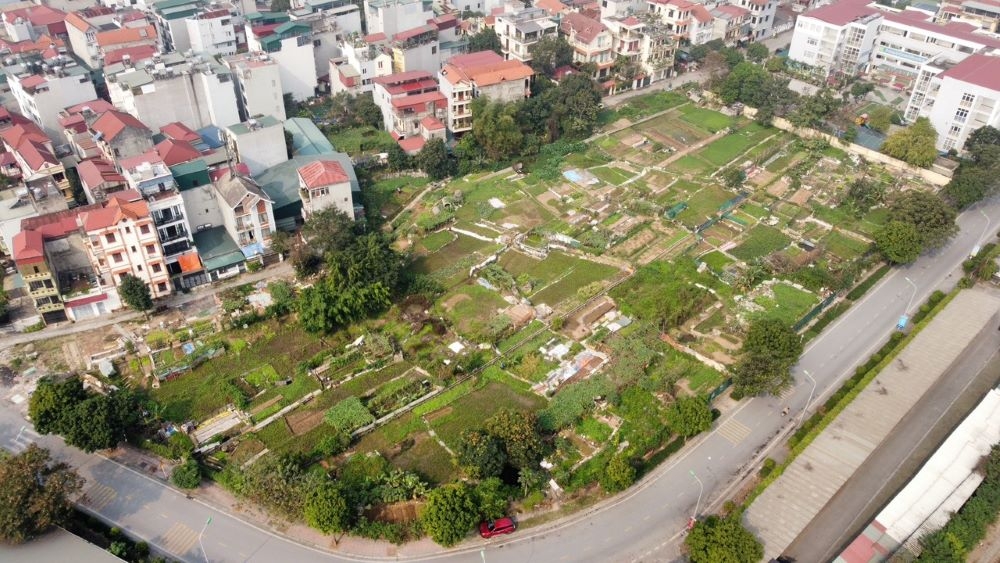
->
[689,469,703,527]
[796,370,817,428]
[198,517,212,563]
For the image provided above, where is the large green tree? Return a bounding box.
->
[666,397,713,438]
[732,318,803,396]
[119,274,153,314]
[304,483,351,534]
[484,409,544,470]
[421,483,480,546]
[685,515,764,563]
[29,377,142,452]
[746,42,769,63]
[415,138,455,180]
[457,430,507,479]
[528,36,573,78]
[0,445,84,544]
[171,458,201,489]
[467,29,503,55]
[881,117,939,167]
[471,99,523,161]
[888,190,958,249]
[874,220,922,264]
[600,453,637,492]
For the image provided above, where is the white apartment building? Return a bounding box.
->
[938,0,1000,33]
[224,52,286,122]
[331,34,394,94]
[297,159,356,220]
[390,24,442,74]
[737,0,778,40]
[372,71,446,139]
[604,16,676,90]
[8,65,98,140]
[787,0,883,77]
[648,0,716,45]
[560,12,614,79]
[600,0,647,19]
[905,53,1000,153]
[105,52,240,131]
[495,7,559,63]
[246,21,319,101]
[186,6,241,57]
[64,6,122,69]
[225,115,289,176]
[365,0,434,38]
[439,51,533,133]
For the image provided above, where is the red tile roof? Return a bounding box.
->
[442,51,534,87]
[429,13,458,30]
[77,158,125,188]
[390,91,447,112]
[3,5,66,27]
[117,150,162,171]
[801,0,878,27]
[96,25,156,48]
[12,230,44,264]
[78,190,149,232]
[160,122,202,144]
[882,9,1000,49]
[536,0,570,15]
[940,54,1000,91]
[690,4,713,23]
[64,99,116,116]
[560,12,607,45]
[421,115,445,130]
[714,4,750,18]
[397,136,425,154]
[297,160,350,189]
[155,139,201,166]
[65,12,92,33]
[17,75,47,90]
[364,32,387,42]
[20,202,102,242]
[0,119,58,171]
[372,71,439,95]
[90,110,149,141]
[64,293,108,308]
[104,44,158,66]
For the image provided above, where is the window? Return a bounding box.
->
[140,224,150,235]
[431,46,437,54]
[955,108,969,123]
[113,253,123,263]
[157,282,167,292]
[146,244,156,255]
[152,263,162,273]
[125,226,131,233]
[105,233,116,244]
[961,92,975,105]
[136,265,143,272]
[950,124,962,135]
[131,245,137,253]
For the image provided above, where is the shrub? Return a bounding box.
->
[324,397,375,433]
[171,458,201,489]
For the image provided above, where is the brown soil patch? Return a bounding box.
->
[767,178,790,198]
[750,170,776,187]
[789,188,813,206]
[249,395,282,415]
[285,409,324,436]
[612,229,656,257]
[441,293,471,312]
[423,406,452,422]
[364,500,423,524]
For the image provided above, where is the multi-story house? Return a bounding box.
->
[0,115,72,203]
[297,159,356,220]
[495,7,560,63]
[905,52,1000,153]
[737,0,777,41]
[246,18,318,101]
[152,0,202,53]
[76,158,127,203]
[224,52,287,122]
[372,71,447,140]
[600,0,647,19]
[186,5,243,57]
[365,0,435,38]
[438,50,533,134]
[938,0,1000,33]
[89,109,155,163]
[96,25,160,64]
[712,4,752,45]
[560,12,614,80]
[213,172,276,256]
[118,152,202,288]
[64,6,120,69]
[390,24,441,75]
[787,0,883,78]
[104,51,240,131]
[648,0,715,45]
[331,33,394,95]
[1,5,66,43]
[225,115,289,176]
[78,190,173,298]
[7,64,98,140]
[604,16,675,90]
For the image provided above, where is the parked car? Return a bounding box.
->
[479,517,517,538]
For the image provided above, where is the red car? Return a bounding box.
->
[479,517,517,538]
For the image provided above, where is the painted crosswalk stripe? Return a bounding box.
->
[778,385,795,400]
[81,483,117,511]
[718,418,751,445]
[160,523,199,556]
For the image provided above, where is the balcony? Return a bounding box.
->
[153,211,184,226]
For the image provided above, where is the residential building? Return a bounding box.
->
[390,24,442,75]
[7,64,98,140]
[78,190,173,298]
[736,0,777,41]
[0,115,72,203]
[938,0,1000,33]
[59,100,117,161]
[213,172,276,256]
[331,33,394,94]
[104,51,240,131]
[297,159,356,220]
[76,158,127,203]
[365,0,435,38]
[246,18,318,101]
[905,53,1000,153]
[560,12,614,80]
[712,4,752,44]
[787,0,883,78]
[89,109,155,163]
[604,16,675,90]
[284,117,337,157]
[438,50,533,134]
[64,6,121,69]
[0,184,69,258]
[495,7,559,63]
[152,0,202,53]
[648,0,715,45]
[223,52,287,122]
[186,5,242,57]
[371,71,447,140]
[255,153,359,230]
[96,25,160,63]
[599,0,646,19]
[225,115,288,176]
[1,5,66,43]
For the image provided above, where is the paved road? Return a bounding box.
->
[784,317,1000,562]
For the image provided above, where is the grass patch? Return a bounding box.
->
[391,433,457,485]
[823,230,870,260]
[428,381,546,450]
[327,126,397,156]
[678,106,734,132]
[730,225,791,260]
[530,260,620,308]
[616,91,688,120]
[590,166,633,186]
[438,284,509,339]
[754,283,818,326]
[699,250,734,273]
[575,417,612,443]
[420,231,455,253]
[696,125,773,167]
[669,155,714,176]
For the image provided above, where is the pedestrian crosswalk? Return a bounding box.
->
[718,418,752,445]
[8,426,39,453]
[81,483,118,511]
[160,522,199,556]
[778,385,796,401]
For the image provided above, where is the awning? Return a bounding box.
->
[177,252,203,273]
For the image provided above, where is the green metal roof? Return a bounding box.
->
[274,22,311,36]
[245,11,291,23]
[193,227,245,272]
[153,0,201,13]
[255,154,360,224]
[283,118,334,157]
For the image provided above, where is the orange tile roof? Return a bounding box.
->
[442,51,534,87]
[90,110,149,141]
[178,252,202,273]
[77,158,125,188]
[155,139,201,166]
[78,190,150,232]
[65,12,92,33]
[12,230,45,264]
[104,44,158,66]
[421,116,445,130]
[160,122,202,143]
[297,160,350,189]
[96,25,156,48]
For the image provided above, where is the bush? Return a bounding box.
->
[758,458,777,478]
[324,397,375,433]
[171,458,201,489]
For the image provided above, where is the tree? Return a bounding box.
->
[964,125,1000,163]
[685,515,764,563]
[301,208,357,259]
[484,409,544,470]
[304,483,351,535]
[29,376,87,436]
[415,138,455,180]
[0,445,83,544]
[888,190,958,249]
[270,0,290,11]
[866,105,895,133]
[421,483,480,546]
[474,477,510,520]
[350,94,383,129]
[119,274,153,314]
[764,56,786,73]
[171,458,201,489]
[732,318,803,396]
[612,56,642,87]
[467,28,503,55]
[881,117,938,167]
[457,430,507,479]
[742,318,803,362]
[720,47,745,69]
[666,397,713,437]
[385,143,411,172]
[528,36,573,77]
[850,81,875,102]
[746,42,769,63]
[600,454,636,492]
[874,220,922,264]
[690,44,710,62]
[471,99,523,161]
[29,377,142,453]
[720,167,746,190]
[844,177,886,215]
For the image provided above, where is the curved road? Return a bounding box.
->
[2,200,998,563]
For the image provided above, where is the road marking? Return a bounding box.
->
[81,483,117,511]
[9,428,39,453]
[160,522,199,556]
[717,418,751,445]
